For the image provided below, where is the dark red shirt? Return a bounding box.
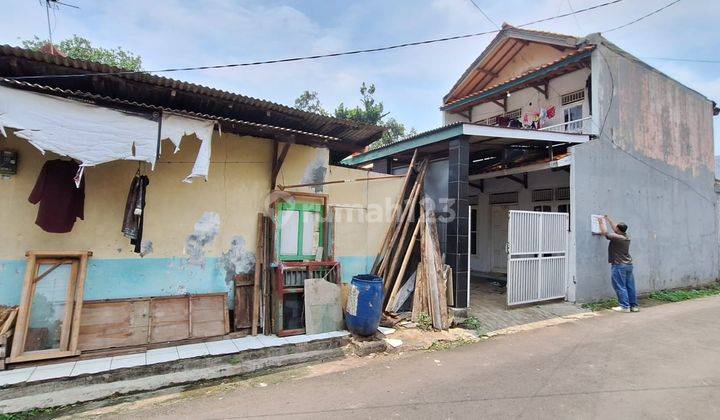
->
[28,160,85,233]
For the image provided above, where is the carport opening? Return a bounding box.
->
[467,156,573,330]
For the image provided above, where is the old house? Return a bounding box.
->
[0,45,402,373]
[343,25,719,311]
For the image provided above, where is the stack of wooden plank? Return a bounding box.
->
[372,150,452,330]
[0,306,18,370]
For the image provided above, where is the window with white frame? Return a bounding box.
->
[564,104,583,132]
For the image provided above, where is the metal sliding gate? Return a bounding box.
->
[507,210,568,306]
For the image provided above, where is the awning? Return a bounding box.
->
[341,122,590,167]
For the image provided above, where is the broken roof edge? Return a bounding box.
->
[0,44,386,147]
[0,77,343,145]
[442,24,581,103]
[341,122,590,167]
[442,47,594,112]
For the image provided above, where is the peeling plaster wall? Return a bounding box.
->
[0,131,323,306]
[0,130,401,306]
[570,38,718,302]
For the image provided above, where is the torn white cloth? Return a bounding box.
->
[161,113,215,183]
[0,85,159,171]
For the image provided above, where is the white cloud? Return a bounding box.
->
[0,0,717,147]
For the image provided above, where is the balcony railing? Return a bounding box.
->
[538,116,593,134]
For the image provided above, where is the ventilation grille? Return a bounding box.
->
[556,187,570,200]
[561,89,585,106]
[489,191,519,204]
[532,189,554,202]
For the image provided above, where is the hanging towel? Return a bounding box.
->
[122,175,150,253]
[28,159,85,233]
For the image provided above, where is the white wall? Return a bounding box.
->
[470,168,570,273]
[444,68,591,132]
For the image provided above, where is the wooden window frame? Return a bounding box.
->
[10,251,91,364]
[277,201,325,261]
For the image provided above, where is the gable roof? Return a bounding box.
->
[444,24,580,104]
[0,45,385,156]
[442,45,594,112]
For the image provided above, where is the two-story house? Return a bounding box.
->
[343,24,718,311]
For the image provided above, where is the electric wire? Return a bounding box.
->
[7,0,625,80]
[603,0,681,33]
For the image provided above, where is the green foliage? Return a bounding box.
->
[581,298,618,311]
[649,282,720,302]
[428,338,472,351]
[417,313,433,331]
[0,407,57,419]
[294,90,328,116]
[460,315,487,336]
[21,35,142,71]
[293,83,414,148]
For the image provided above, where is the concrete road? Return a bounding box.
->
[86,296,720,419]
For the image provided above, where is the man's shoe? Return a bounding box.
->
[611,306,630,313]
[630,306,640,312]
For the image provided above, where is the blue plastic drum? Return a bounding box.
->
[344,274,384,336]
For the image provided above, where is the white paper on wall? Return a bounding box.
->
[160,113,215,183]
[591,214,605,234]
[0,85,159,173]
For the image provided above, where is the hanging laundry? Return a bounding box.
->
[122,174,150,253]
[547,106,556,119]
[28,159,85,233]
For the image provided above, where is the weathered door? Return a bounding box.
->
[507,210,568,306]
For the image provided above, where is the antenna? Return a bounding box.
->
[41,0,79,55]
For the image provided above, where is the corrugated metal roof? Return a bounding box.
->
[0,77,343,144]
[0,45,385,149]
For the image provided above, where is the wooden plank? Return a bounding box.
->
[383,160,428,297]
[372,149,417,274]
[386,212,422,311]
[234,274,253,330]
[377,160,426,278]
[69,252,90,355]
[0,308,17,335]
[149,296,190,344]
[251,213,264,336]
[78,300,150,351]
[9,253,37,361]
[190,294,228,338]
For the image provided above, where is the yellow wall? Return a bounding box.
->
[0,129,401,304]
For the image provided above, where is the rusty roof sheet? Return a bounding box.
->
[0,44,385,149]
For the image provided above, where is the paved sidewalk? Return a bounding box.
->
[0,332,348,387]
[77,295,720,419]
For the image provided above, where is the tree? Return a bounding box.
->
[294,83,414,149]
[21,35,142,71]
[294,90,328,116]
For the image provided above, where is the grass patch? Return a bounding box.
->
[460,315,488,337]
[0,407,58,419]
[649,282,720,302]
[581,298,618,311]
[417,313,433,331]
[428,338,472,351]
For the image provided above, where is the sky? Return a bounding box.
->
[1,0,719,151]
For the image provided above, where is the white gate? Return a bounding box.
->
[507,210,568,306]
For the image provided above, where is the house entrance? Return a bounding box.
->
[467,166,577,329]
